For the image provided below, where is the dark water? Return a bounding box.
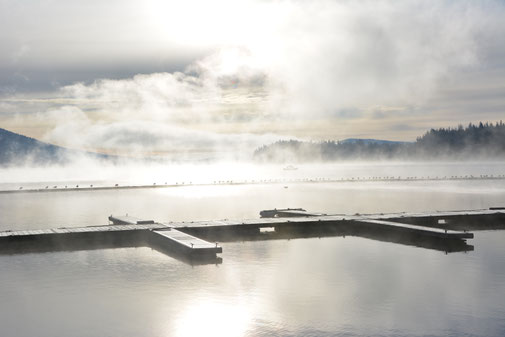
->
[0,162,504,337]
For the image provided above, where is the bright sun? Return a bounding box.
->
[142,0,279,51]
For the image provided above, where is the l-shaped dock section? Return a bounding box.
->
[0,208,504,264]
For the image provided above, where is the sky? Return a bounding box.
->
[0,0,504,158]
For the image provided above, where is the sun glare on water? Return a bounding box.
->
[173,299,251,337]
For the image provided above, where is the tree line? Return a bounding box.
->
[253,121,505,162]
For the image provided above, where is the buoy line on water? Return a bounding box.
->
[1,174,504,194]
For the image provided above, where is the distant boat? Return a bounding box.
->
[283,165,298,171]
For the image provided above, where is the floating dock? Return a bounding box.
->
[259,208,326,218]
[149,229,222,258]
[1,208,504,265]
[0,220,222,265]
[354,219,473,239]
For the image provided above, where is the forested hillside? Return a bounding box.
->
[254,122,505,162]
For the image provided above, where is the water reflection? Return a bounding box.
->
[0,232,504,336]
[1,179,505,230]
[0,162,504,336]
[173,299,251,337]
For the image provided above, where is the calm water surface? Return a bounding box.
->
[0,162,504,337]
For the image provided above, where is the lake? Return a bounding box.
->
[0,162,504,337]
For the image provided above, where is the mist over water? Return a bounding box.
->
[1,161,505,228]
[1,159,504,190]
[0,161,504,337]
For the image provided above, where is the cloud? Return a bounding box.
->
[42,117,282,160]
[2,0,505,156]
[10,45,30,63]
[259,0,494,118]
[28,93,278,159]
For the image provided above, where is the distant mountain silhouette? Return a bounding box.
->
[254,121,505,162]
[0,128,111,166]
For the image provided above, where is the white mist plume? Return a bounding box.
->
[6,0,504,157]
